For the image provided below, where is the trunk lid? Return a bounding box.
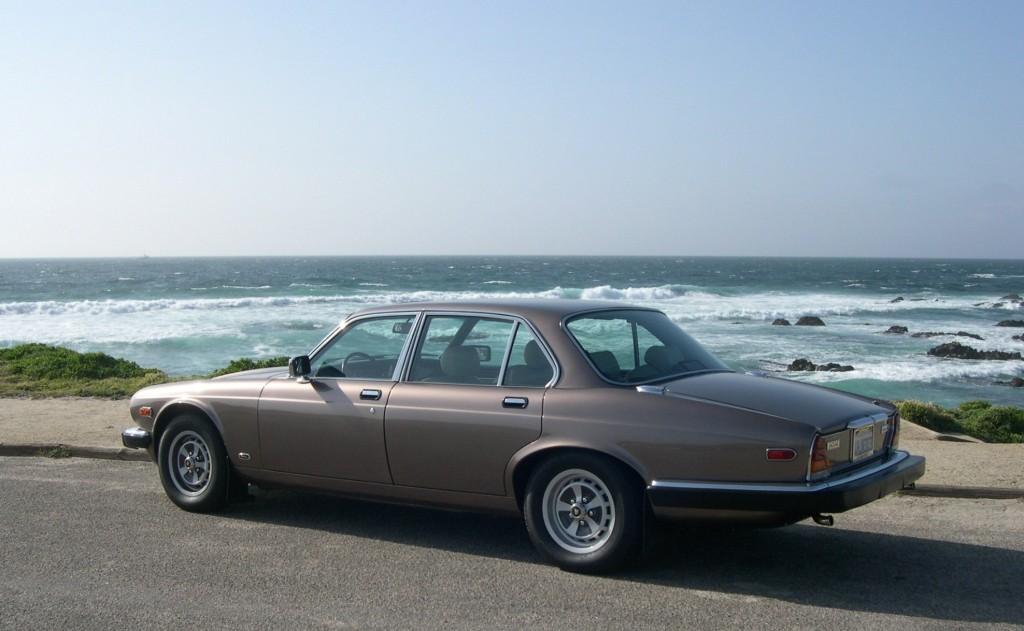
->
[660,371,885,433]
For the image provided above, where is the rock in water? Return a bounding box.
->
[817,362,855,372]
[1000,294,1022,303]
[786,358,854,372]
[890,296,904,303]
[885,326,909,334]
[911,331,984,341]
[996,320,1024,327]
[1009,377,1024,387]
[772,318,791,326]
[927,342,1022,360]
[796,316,826,326]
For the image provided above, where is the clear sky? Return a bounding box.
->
[1,1,1021,258]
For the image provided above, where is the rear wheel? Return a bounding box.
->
[157,414,228,513]
[524,453,642,573]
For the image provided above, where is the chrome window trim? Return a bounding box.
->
[398,309,559,388]
[651,450,911,494]
[495,321,519,386]
[307,311,423,382]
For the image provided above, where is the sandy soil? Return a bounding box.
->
[0,397,1020,488]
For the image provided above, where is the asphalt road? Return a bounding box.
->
[1,457,1021,630]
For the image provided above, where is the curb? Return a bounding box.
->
[0,443,150,462]
[900,484,1024,500]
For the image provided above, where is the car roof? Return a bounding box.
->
[344,299,657,322]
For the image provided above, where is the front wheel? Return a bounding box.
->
[523,453,643,573]
[157,414,228,513]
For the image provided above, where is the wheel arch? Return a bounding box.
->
[152,399,225,453]
[507,442,649,512]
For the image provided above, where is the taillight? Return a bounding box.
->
[809,435,832,479]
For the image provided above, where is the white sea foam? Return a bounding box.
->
[288,282,332,288]
[481,280,513,285]
[358,282,389,287]
[970,273,997,279]
[797,358,1021,384]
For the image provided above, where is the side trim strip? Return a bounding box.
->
[650,450,910,494]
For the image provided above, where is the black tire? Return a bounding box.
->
[523,452,643,573]
[157,413,228,513]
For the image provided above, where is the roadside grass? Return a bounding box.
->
[896,400,1024,444]
[38,445,72,459]
[0,344,288,398]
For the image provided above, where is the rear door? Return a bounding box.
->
[384,314,555,495]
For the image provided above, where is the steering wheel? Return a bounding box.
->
[342,351,373,374]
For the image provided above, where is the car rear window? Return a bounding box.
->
[565,310,729,384]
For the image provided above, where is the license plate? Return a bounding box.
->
[852,426,875,460]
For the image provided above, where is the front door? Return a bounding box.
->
[385,315,554,495]
[257,313,417,482]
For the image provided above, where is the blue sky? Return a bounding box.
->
[1,1,1021,258]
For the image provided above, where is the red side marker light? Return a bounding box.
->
[138,406,152,418]
[766,448,797,461]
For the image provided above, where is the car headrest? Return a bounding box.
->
[524,340,546,367]
[440,346,480,378]
[588,350,621,377]
[645,345,683,372]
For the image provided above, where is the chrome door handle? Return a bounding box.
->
[360,389,382,401]
[502,396,528,409]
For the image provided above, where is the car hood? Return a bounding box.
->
[659,371,887,433]
[212,366,290,381]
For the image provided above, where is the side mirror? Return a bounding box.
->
[288,355,311,380]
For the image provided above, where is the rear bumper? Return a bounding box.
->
[647,450,925,516]
[121,427,152,450]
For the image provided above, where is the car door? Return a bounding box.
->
[257,313,418,482]
[385,314,555,495]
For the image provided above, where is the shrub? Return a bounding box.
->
[0,343,151,380]
[958,406,1024,443]
[895,400,961,433]
[208,356,290,378]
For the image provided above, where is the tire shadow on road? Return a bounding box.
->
[222,489,1022,626]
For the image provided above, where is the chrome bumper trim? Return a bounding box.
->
[121,426,152,449]
[650,450,911,494]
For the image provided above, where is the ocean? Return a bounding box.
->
[0,256,1022,407]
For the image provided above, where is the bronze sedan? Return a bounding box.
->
[123,300,925,573]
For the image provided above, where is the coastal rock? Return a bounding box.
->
[996,320,1024,327]
[993,303,1006,309]
[1009,377,1024,388]
[786,358,854,372]
[911,331,984,341]
[772,318,791,326]
[884,325,909,334]
[817,362,855,372]
[890,296,904,303]
[1015,335,1024,342]
[1000,294,1023,303]
[927,342,1022,361]
[788,358,816,371]
[795,316,826,326]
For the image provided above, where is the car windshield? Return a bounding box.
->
[566,309,730,384]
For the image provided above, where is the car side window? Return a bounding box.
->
[501,325,554,387]
[408,315,514,385]
[310,315,415,380]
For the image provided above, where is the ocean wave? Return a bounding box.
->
[221,285,271,290]
[795,359,1021,384]
[358,282,389,287]
[288,282,332,288]
[0,284,996,320]
[969,273,996,279]
[481,280,513,285]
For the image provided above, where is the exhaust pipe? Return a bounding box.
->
[811,513,834,526]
